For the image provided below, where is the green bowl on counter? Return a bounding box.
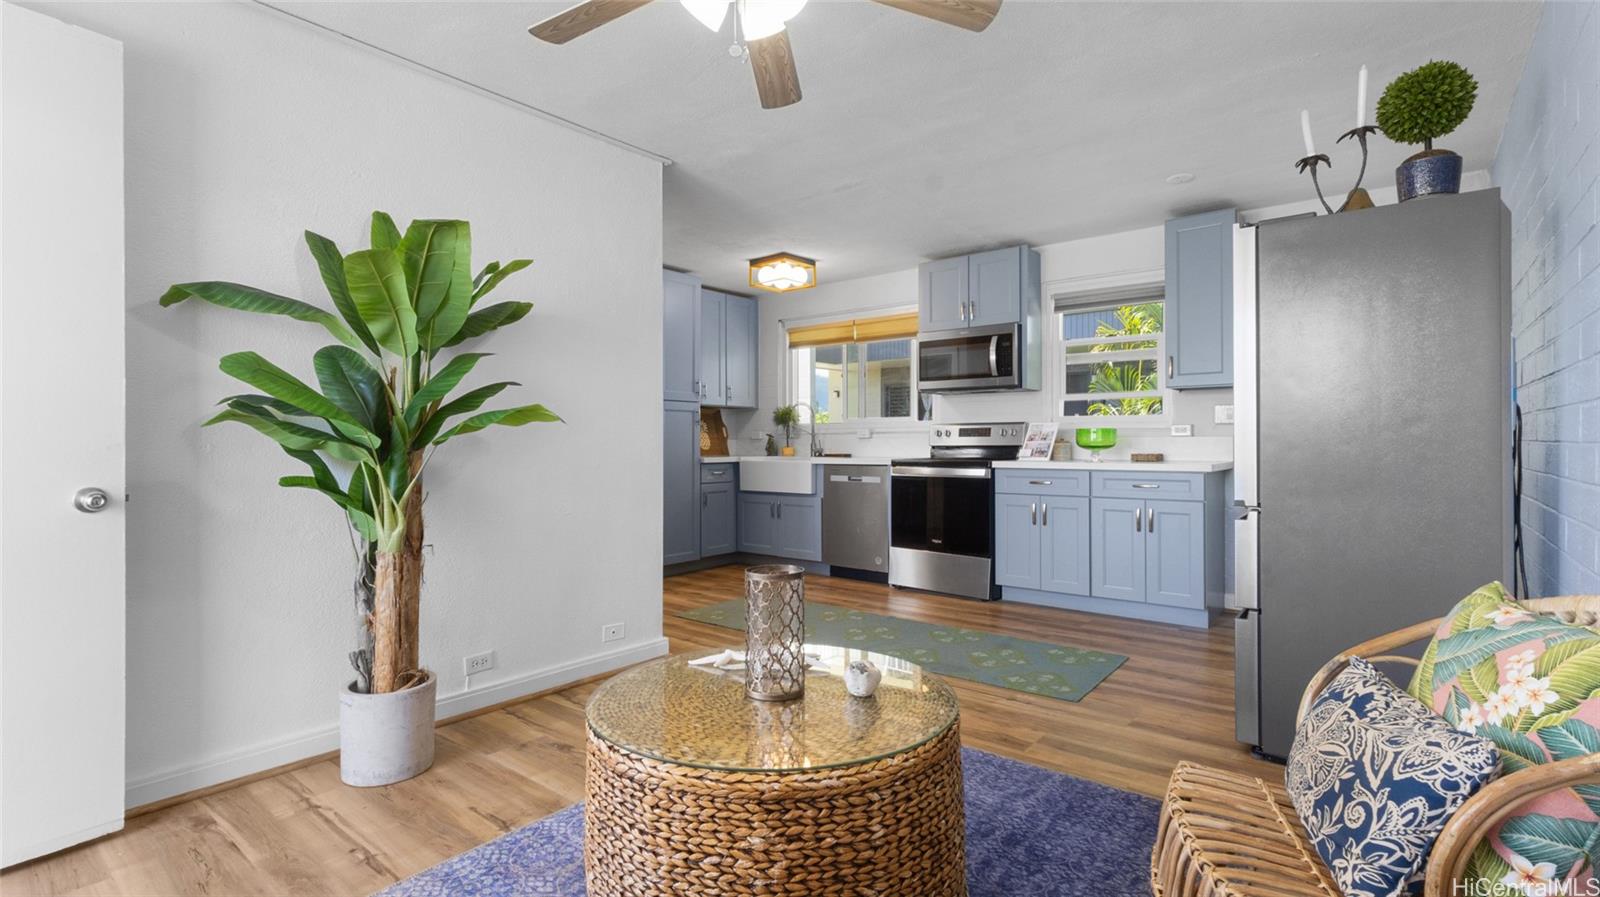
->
[1074,428,1118,451]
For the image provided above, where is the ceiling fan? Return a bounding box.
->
[528,0,1001,110]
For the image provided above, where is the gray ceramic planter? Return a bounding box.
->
[1396,150,1463,201]
[339,671,436,786]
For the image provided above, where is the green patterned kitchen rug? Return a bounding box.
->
[676,599,1126,702]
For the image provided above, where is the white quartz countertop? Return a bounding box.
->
[700,456,894,466]
[991,459,1233,473]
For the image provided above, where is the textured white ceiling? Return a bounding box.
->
[274,0,1539,292]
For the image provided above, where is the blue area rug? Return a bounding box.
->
[376,747,1158,897]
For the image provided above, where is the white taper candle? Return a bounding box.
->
[1301,109,1315,157]
[1357,65,1369,128]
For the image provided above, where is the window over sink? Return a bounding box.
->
[1057,295,1170,423]
[786,312,919,424]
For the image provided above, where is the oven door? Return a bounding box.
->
[890,466,993,558]
[916,324,1018,392]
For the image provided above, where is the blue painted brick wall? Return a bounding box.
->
[1493,0,1600,595]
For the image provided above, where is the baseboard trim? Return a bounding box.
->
[1000,587,1214,629]
[2,817,124,869]
[123,637,669,812]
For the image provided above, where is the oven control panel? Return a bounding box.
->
[928,423,1028,448]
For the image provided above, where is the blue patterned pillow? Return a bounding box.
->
[1287,657,1500,897]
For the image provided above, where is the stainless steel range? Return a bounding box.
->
[889,423,1026,600]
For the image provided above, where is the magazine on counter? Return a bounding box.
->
[1018,422,1059,460]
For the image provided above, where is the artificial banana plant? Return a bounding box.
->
[162,213,559,694]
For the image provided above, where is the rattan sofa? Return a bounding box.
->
[1150,595,1600,897]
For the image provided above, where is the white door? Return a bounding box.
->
[0,2,127,866]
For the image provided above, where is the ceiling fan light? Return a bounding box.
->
[681,0,730,32]
[737,0,805,41]
[749,252,816,292]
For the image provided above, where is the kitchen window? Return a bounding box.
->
[1057,295,1169,422]
[787,312,919,423]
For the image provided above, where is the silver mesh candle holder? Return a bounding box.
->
[744,564,806,701]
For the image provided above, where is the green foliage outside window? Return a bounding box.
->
[1087,302,1163,417]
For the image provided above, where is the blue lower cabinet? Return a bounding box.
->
[1145,500,1205,608]
[774,497,822,561]
[1040,496,1090,596]
[1090,498,1146,602]
[738,494,777,555]
[994,494,1042,589]
[664,403,701,565]
[701,482,737,557]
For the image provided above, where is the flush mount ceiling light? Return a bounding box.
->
[528,0,1001,110]
[749,252,816,293]
[1166,172,1196,185]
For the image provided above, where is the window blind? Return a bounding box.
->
[786,312,918,348]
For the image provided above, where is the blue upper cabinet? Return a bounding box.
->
[663,270,702,403]
[723,294,757,408]
[967,246,1024,327]
[1164,209,1236,389]
[918,255,969,332]
[699,289,726,407]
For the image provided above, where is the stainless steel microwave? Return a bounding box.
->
[917,323,1029,393]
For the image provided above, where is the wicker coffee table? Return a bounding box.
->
[584,644,966,897]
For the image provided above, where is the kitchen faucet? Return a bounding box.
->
[798,402,822,457]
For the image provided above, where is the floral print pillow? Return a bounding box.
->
[1288,657,1500,897]
[1408,582,1600,895]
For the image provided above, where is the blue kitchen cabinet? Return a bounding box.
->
[699,289,726,407]
[1090,497,1145,602]
[1145,500,1205,608]
[738,494,777,555]
[1040,496,1090,596]
[1164,209,1236,389]
[663,269,702,404]
[773,496,822,562]
[723,293,757,408]
[918,255,969,332]
[700,481,737,557]
[663,402,701,564]
[993,494,1042,589]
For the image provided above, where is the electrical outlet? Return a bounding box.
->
[1170,424,1194,437]
[463,650,495,676]
[601,623,625,643]
[857,428,872,439]
[1214,404,1235,425]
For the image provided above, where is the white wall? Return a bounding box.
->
[718,174,1491,463]
[25,1,666,808]
[1491,0,1600,595]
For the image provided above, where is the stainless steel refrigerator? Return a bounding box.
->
[1233,189,1513,759]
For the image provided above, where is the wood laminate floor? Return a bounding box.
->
[2,566,1277,896]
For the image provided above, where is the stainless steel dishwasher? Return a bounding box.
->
[822,465,889,574]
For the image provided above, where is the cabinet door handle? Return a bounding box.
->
[1147,507,1155,532]
[1042,503,1049,526]
[777,503,782,520]
[725,385,732,402]
[1030,502,1037,525]
[702,492,708,508]
[1135,508,1142,532]
[1028,479,1052,485]
[1167,355,1174,379]
[1132,483,1160,489]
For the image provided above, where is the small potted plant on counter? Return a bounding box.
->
[1377,59,1478,201]
[772,404,800,456]
[161,212,559,787]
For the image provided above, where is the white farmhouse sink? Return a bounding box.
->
[738,458,814,494]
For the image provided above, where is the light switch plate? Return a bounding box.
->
[1170,424,1194,437]
[1214,404,1235,425]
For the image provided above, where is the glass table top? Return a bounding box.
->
[585,644,959,773]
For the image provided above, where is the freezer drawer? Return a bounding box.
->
[822,466,889,573]
[1234,610,1260,746]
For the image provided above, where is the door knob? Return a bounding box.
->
[74,487,111,513]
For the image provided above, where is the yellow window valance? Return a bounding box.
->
[787,312,917,348]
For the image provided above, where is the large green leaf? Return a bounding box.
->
[370,211,401,252]
[1478,722,1547,771]
[218,352,375,444]
[1539,719,1600,760]
[1499,815,1596,873]
[404,353,489,427]
[1542,644,1600,716]
[221,393,314,418]
[432,403,560,445]
[441,301,532,349]
[412,381,517,448]
[473,261,500,291]
[1430,620,1591,684]
[344,249,418,357]
[471,258,530,304]
[304,231,379,355]
[282,447,340,494]
[159,282,363,351]
[418,222,473,351]
[1536,638,1600,677]
[401,220,460,328]
[207,406,344,452]
[312,346,387,435]
[1462,655,1500,705]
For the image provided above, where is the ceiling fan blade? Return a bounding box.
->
[869,0,1001,32]
[528,0,654,44]
[748,29,802,109]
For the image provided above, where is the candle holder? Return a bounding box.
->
[1335,125,1379,212]
[1295,153,1335,215]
